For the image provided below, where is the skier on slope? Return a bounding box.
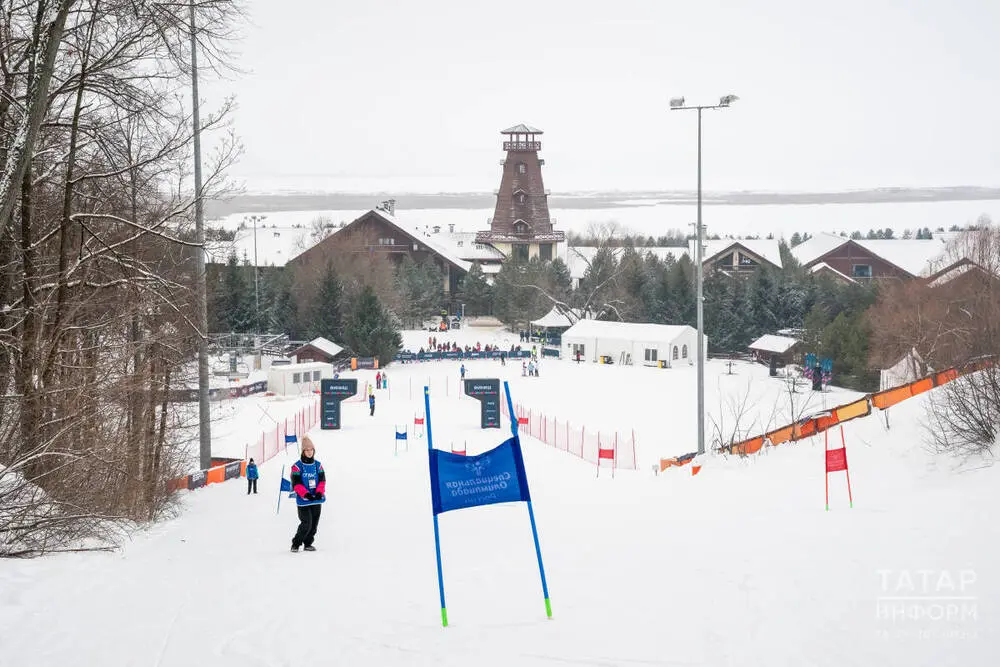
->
[369,391,376,417]
[460,363,466,380]
[290,436,325,552]
[246,458,259,495]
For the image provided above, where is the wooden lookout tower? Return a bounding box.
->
[476,124,564,262]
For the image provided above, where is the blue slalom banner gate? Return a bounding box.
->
[424,381,552,627]
[395,427,408,455]
[276,464,296,514]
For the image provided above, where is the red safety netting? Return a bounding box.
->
[500,398,638,470]
[244,397,321,465]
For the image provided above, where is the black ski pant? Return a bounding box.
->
[247,479,257,494]
[370,404,375,416]
[293,504,322,548]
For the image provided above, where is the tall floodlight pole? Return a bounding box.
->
[251,215,260,331]
[669,94,738,455]
[191,2,212,470]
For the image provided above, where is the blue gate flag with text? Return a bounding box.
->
[396,430,408,440]
[429,437,531,515]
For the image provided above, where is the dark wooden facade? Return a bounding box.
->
[805,240,911,281]
[477,124,564,259]
[288,209,466,294]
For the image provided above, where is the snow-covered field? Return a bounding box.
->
[1,330,996,667]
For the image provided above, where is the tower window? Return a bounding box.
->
[517,192,526,204]
[516,162,526,174]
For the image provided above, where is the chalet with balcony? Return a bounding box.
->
[689,239,783,275]
[287,203,471,294]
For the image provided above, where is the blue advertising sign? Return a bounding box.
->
[429,437,530,515]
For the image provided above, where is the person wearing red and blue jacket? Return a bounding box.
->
[290,435,325,552]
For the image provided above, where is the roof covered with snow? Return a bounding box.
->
[366,209,473,273]
[530,307,582,328]
[205,226,317,267]
[792,232,952,277]
[433,231,506,261]
[689,239,783,269]
[853,238,950,276]
[748,334,801,354]
[810,262,857,284]
[563,319,695,344]
[295,337,344,358]
[789,232,849,266]
[502,124,542,134]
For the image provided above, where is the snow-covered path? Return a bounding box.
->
[0,356,997,667]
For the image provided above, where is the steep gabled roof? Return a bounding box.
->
[810,262,857,284]
[502,124,543,134]
[365,209,472,273]
[689,239,783,269]
[853,238,949,277]
[749,334,801,354]
[292,337,344,358]
[790,233,849,266]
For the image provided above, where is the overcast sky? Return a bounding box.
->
[200,0,1000,194]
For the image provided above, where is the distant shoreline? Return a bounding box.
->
[205,186,1000,218]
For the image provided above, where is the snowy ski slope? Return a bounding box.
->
[0,332,996,667]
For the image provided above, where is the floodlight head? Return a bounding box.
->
[719,94,739,107]
[669,97,686,109]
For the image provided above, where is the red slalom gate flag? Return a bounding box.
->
[826,447,847,472]
[824,426,854,511]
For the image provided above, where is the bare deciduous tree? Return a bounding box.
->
[1,0,243,556]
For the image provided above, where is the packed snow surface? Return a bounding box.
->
[0,327,996,667]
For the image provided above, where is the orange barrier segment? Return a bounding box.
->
[791,419,817,441]
[935,369,959,385]
[909,377,934,396]
[833,398,870,423]
[206,467,225,484]
[766,425,794,446]
[815,414,839,433]
[871,385,912,410]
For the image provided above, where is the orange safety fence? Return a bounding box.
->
[690,362,984,468]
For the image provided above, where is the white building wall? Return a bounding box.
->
[267,362,335,397]
[563,326,704,367]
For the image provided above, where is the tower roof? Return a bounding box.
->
[501,124,542,135]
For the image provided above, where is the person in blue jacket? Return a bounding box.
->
[368,391,376,416]
[246,458,259,494]
[290,436,325,552]
[460,363,466,380]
